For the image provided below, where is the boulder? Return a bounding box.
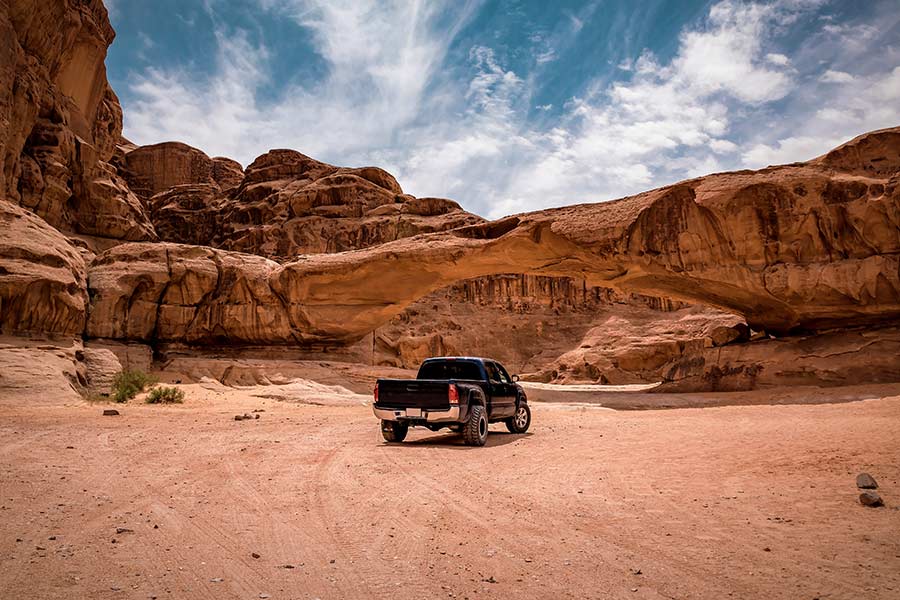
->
[709,324,750,347]
[859,491,884,507]
[856,473,878,490]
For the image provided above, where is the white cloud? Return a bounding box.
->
[672,1,793,104]
[535,48,558,64]
[743,65,900,169]
[766,53,790,66]
[743,135,844,166]
[478,0,807,215]
[710,138,739,153]
[819,69,855,83]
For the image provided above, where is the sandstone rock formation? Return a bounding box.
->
[86,243,290,345]
[81,128,900,367]
[133,146,484,257]
[0,199,87,336]
[1,0,898,394]
[124,141,224,200]
[261,131,899,342]
[0,0,154,242]
[370,274,705,381]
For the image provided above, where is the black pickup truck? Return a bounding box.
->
[373,357,531,446]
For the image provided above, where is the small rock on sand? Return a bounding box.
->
[856,473,878,489]
[234,415,245,421]
[102,409,119,416]
[859,491,884,507]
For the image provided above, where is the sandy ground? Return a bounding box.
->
[1,381,899,600]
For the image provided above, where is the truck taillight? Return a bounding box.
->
[448,383,459,404]
[373,382,379,404]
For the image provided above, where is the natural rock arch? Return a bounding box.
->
[85,132,900,347]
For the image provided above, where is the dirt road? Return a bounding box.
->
[1,385,898,599]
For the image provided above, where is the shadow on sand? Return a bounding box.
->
[387,429,534,449]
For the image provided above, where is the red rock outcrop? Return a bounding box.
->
[0,0,154,242]
[372,274,698,377]
[125,143,484,257]
[123,141,219,200]
[215,149,483,257]
[2,0,898,393]
[86,243,292,345]
[0,200,87,336]
[85,128,900,353]
[657,325,900,391]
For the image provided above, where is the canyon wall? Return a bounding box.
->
[0,0,898,393]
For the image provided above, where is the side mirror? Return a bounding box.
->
[512,374,520,382]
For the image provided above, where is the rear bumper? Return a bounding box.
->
[373,404,461,423]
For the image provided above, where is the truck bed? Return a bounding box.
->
[376,379,467,409]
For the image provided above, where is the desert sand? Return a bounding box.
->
[1,377,898,600]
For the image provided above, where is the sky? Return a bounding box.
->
[104,0,900,218]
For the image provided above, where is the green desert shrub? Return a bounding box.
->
[112,369,156,403]
[146,386,185,404]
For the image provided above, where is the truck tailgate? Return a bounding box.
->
[377,379,450,409]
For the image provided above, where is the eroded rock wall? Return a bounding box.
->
[1,0,898,392]
[0,199,87,336]
[133,146,485,257]
[86,127,900,353]
[0,0,154,242]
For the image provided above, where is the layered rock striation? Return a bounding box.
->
[85,127,900,347]
[136,146,484,258]
[1,0,154,242]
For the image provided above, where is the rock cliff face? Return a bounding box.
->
[0,0,154,242]
[0,199,87,336]
[132,146,484,257]
[372,274,696,378]
[124,141,226,200]
[0,0,898,393]
[85,126,900,348]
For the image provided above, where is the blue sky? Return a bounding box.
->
[104,0,900,218]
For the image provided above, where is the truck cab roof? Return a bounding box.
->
[421,356,489,363]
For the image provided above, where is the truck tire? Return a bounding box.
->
[506,403,531,434]
[381,420,409,443]
[463,405,488,446]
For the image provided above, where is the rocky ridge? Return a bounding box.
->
[0,0,898,395]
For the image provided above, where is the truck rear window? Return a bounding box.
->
[417,361,483,381]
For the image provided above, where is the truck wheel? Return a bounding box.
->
[381,420,408,443]
[463,405,488,446]
[506,403,531,434]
